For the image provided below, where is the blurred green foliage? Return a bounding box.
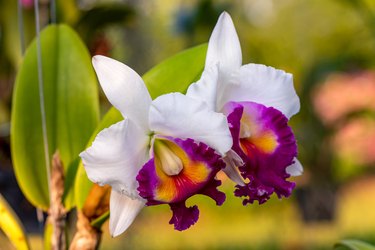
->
[335,239,375,250]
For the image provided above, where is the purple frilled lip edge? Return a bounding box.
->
[224,101,298,205]
[136,137,226,231]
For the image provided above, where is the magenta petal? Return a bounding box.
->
[224,101,297,204]
[199,178,226,206]
[136,137,226,230]
[169,202,199,231]
[137,137,225,204]
[136,158,162,206]
[225,102,243,150]
[235,177,296,205]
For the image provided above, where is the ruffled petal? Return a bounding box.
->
[224,101,297,204]
[206,12,242,78]
[80,119,149,199]
[198,178,226,205]
[219,64,300,119]
[137,137,225,205]
[149,93,232,155]
[92,55,152,131]
[186,64,219,111]
[109,190,145,237]
[286,158,303,176]
[169,202,199,231]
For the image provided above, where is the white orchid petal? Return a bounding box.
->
[80,119,149,198]
[186,64,219,110]
[220,64,300,118]
[286,158,303,176]
[206,12,242,76]
[92,55,152,130]
[149,93,232,155]
[109,190,145,237]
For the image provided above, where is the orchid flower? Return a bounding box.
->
[80,56,232,236]
[187,12,303,205]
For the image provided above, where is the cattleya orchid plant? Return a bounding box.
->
[80,11,302,236]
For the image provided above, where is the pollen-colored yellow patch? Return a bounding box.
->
[241,131,278,155]
[251,131,279,154]
[239,109,279,155]
[154,140,211,203]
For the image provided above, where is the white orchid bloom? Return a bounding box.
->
[80,56,232,236]
[187,12,303,204]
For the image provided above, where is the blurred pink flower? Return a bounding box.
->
[21,0,34,8]
[333,118,375,165]
[313,72,375,125]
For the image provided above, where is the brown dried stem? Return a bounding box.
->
[69,211,102,250]
[49,151,67,250]
[69,185,110,250]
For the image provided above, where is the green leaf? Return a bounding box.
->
[43,219,53,250]
[143,43,207,98]
[11,24,99,211]
[0,194,30,250]
[334,239,375,250]
[75,43,207,208]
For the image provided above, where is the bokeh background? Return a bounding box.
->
[1,0,375,249]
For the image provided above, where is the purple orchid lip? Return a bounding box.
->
[136,137,226,230]
[223,101,297,204]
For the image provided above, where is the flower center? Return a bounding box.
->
[154,140,183,176]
